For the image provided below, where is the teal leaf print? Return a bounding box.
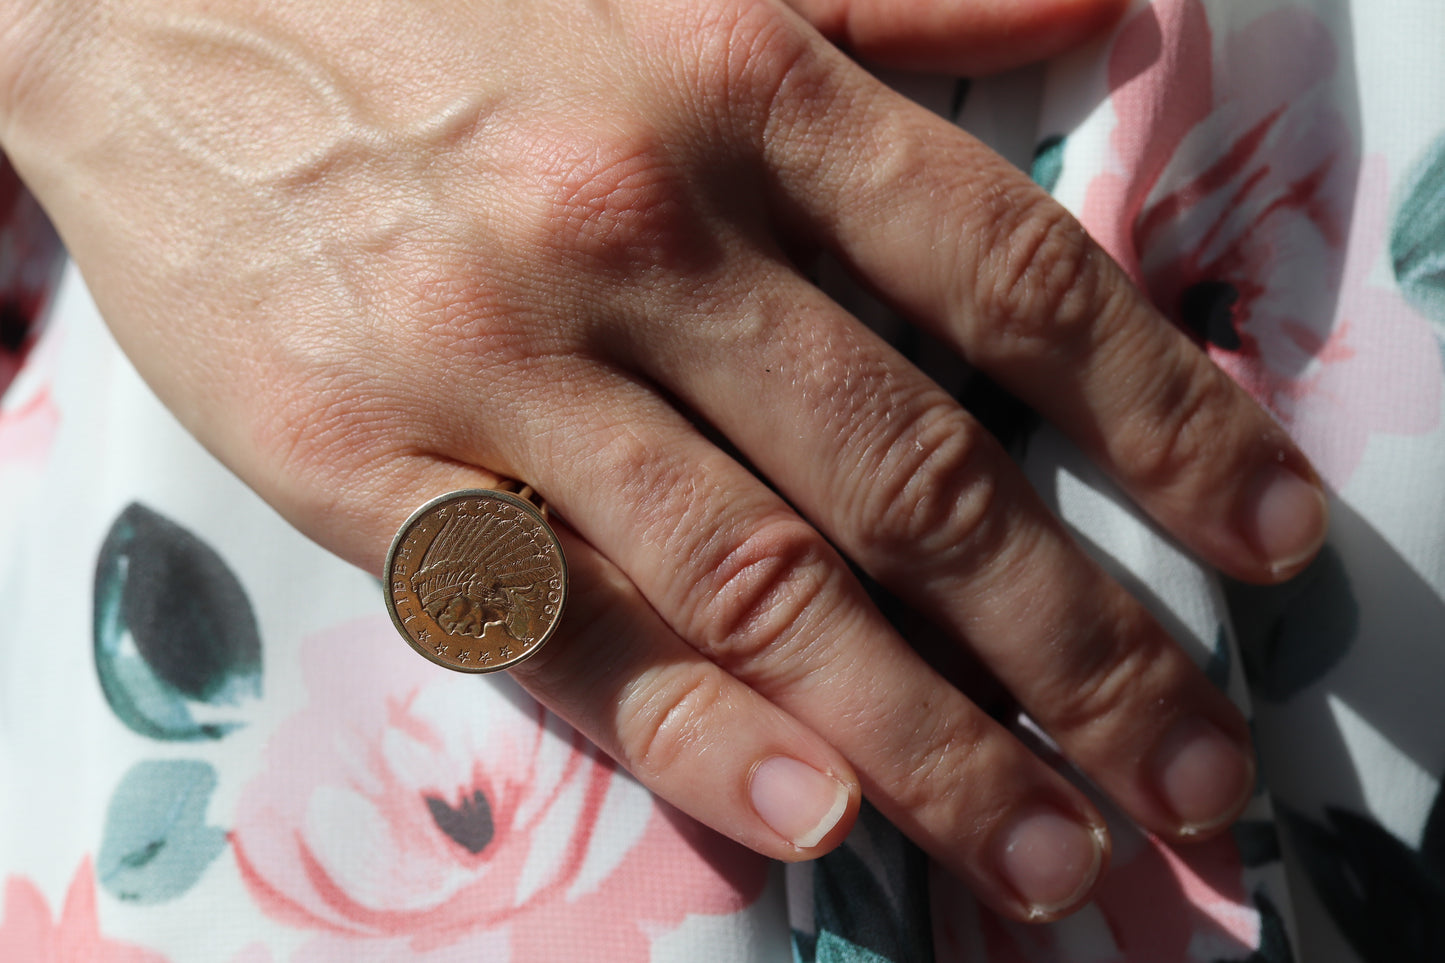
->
[1204,623,1232,690]
[1222,544,1357,702]
[794,802,933,963]
[93,502,262,740]
[98,759,228,904]
[1392,132,1445,344]
[1417,784,1445,883]
[800,932,896,963]
[949,79,972,122]
[1232,820,1283,869]
[1031,135,1066,194]
[1282,805,1445,962]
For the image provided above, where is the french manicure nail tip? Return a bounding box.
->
[996,806,1104,919]
[749,756,849,850]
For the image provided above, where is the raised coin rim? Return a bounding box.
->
[384,488,569,674]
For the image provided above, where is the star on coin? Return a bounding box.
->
[458,650,471,664]
[435,643,449,656]
[498,644,512,658]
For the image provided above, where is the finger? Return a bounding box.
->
[304,421,1110,920]
[435,370,1115,921]
[784,0,1129,74]
[338,456,864,861]
[613,256,1257,842]
[756,45,1328,586]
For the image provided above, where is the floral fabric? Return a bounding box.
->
[3,0,1444,960]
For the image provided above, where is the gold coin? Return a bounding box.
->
[384,489,567,672]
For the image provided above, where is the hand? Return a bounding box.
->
[0,0,1325,921]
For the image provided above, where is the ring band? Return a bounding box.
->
[384,484,568,673]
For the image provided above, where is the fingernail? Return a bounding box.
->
[994,805,1104,919]
[1243,463,1328,576]
[749,756,850,850]
[1151,717,1255,836]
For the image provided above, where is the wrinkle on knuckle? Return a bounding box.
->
[1040,613,1174,740]
[885,711,988,815]
[969,190,1106,366]
[863,115,953,205]
[375,237,544,365]
[1108,350,1233,491]
[616,664,729,782]
[580,423,690,525]
[687,516,840,675]
[666,0,820,133]
[506,121,709,279]
[849,402,1005,569]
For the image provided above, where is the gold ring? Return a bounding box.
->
[384,484,568,673]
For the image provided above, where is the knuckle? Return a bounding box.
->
[617,664,729,782]
[687,515,841,675]
[863,115,952,203]
[884,711,990,815]
[968,189,1108,366]
[1109,353,1236,490]
[582,423,688,517]
[849,401,1007,569]
[509,122,705,277]
[381,237,539,364]
[667,0,819,129]
[1039,611,1176,738]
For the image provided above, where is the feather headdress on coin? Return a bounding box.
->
[411,508,554,640]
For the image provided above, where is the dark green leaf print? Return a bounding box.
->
[794,802,933,963]
[1282,805,1445,962]
[949,78,972,122]
[1031,135,1066,195]
[1222,544,1357,702]
[1204,623,1232,691]
[1232,819,1283,869]
[93,502,261,740]
[1416,785,1445,884]
[1392,132,1445,345]
[98,759,228,904]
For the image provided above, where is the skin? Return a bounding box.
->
[0,0,1326,922]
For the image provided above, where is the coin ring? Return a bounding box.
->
[384,488,568,673]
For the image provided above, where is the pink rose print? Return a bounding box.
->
[0,386,59,464]
[0,858,169,962]
[232,618,767,961]
[1083,0,1440,488]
